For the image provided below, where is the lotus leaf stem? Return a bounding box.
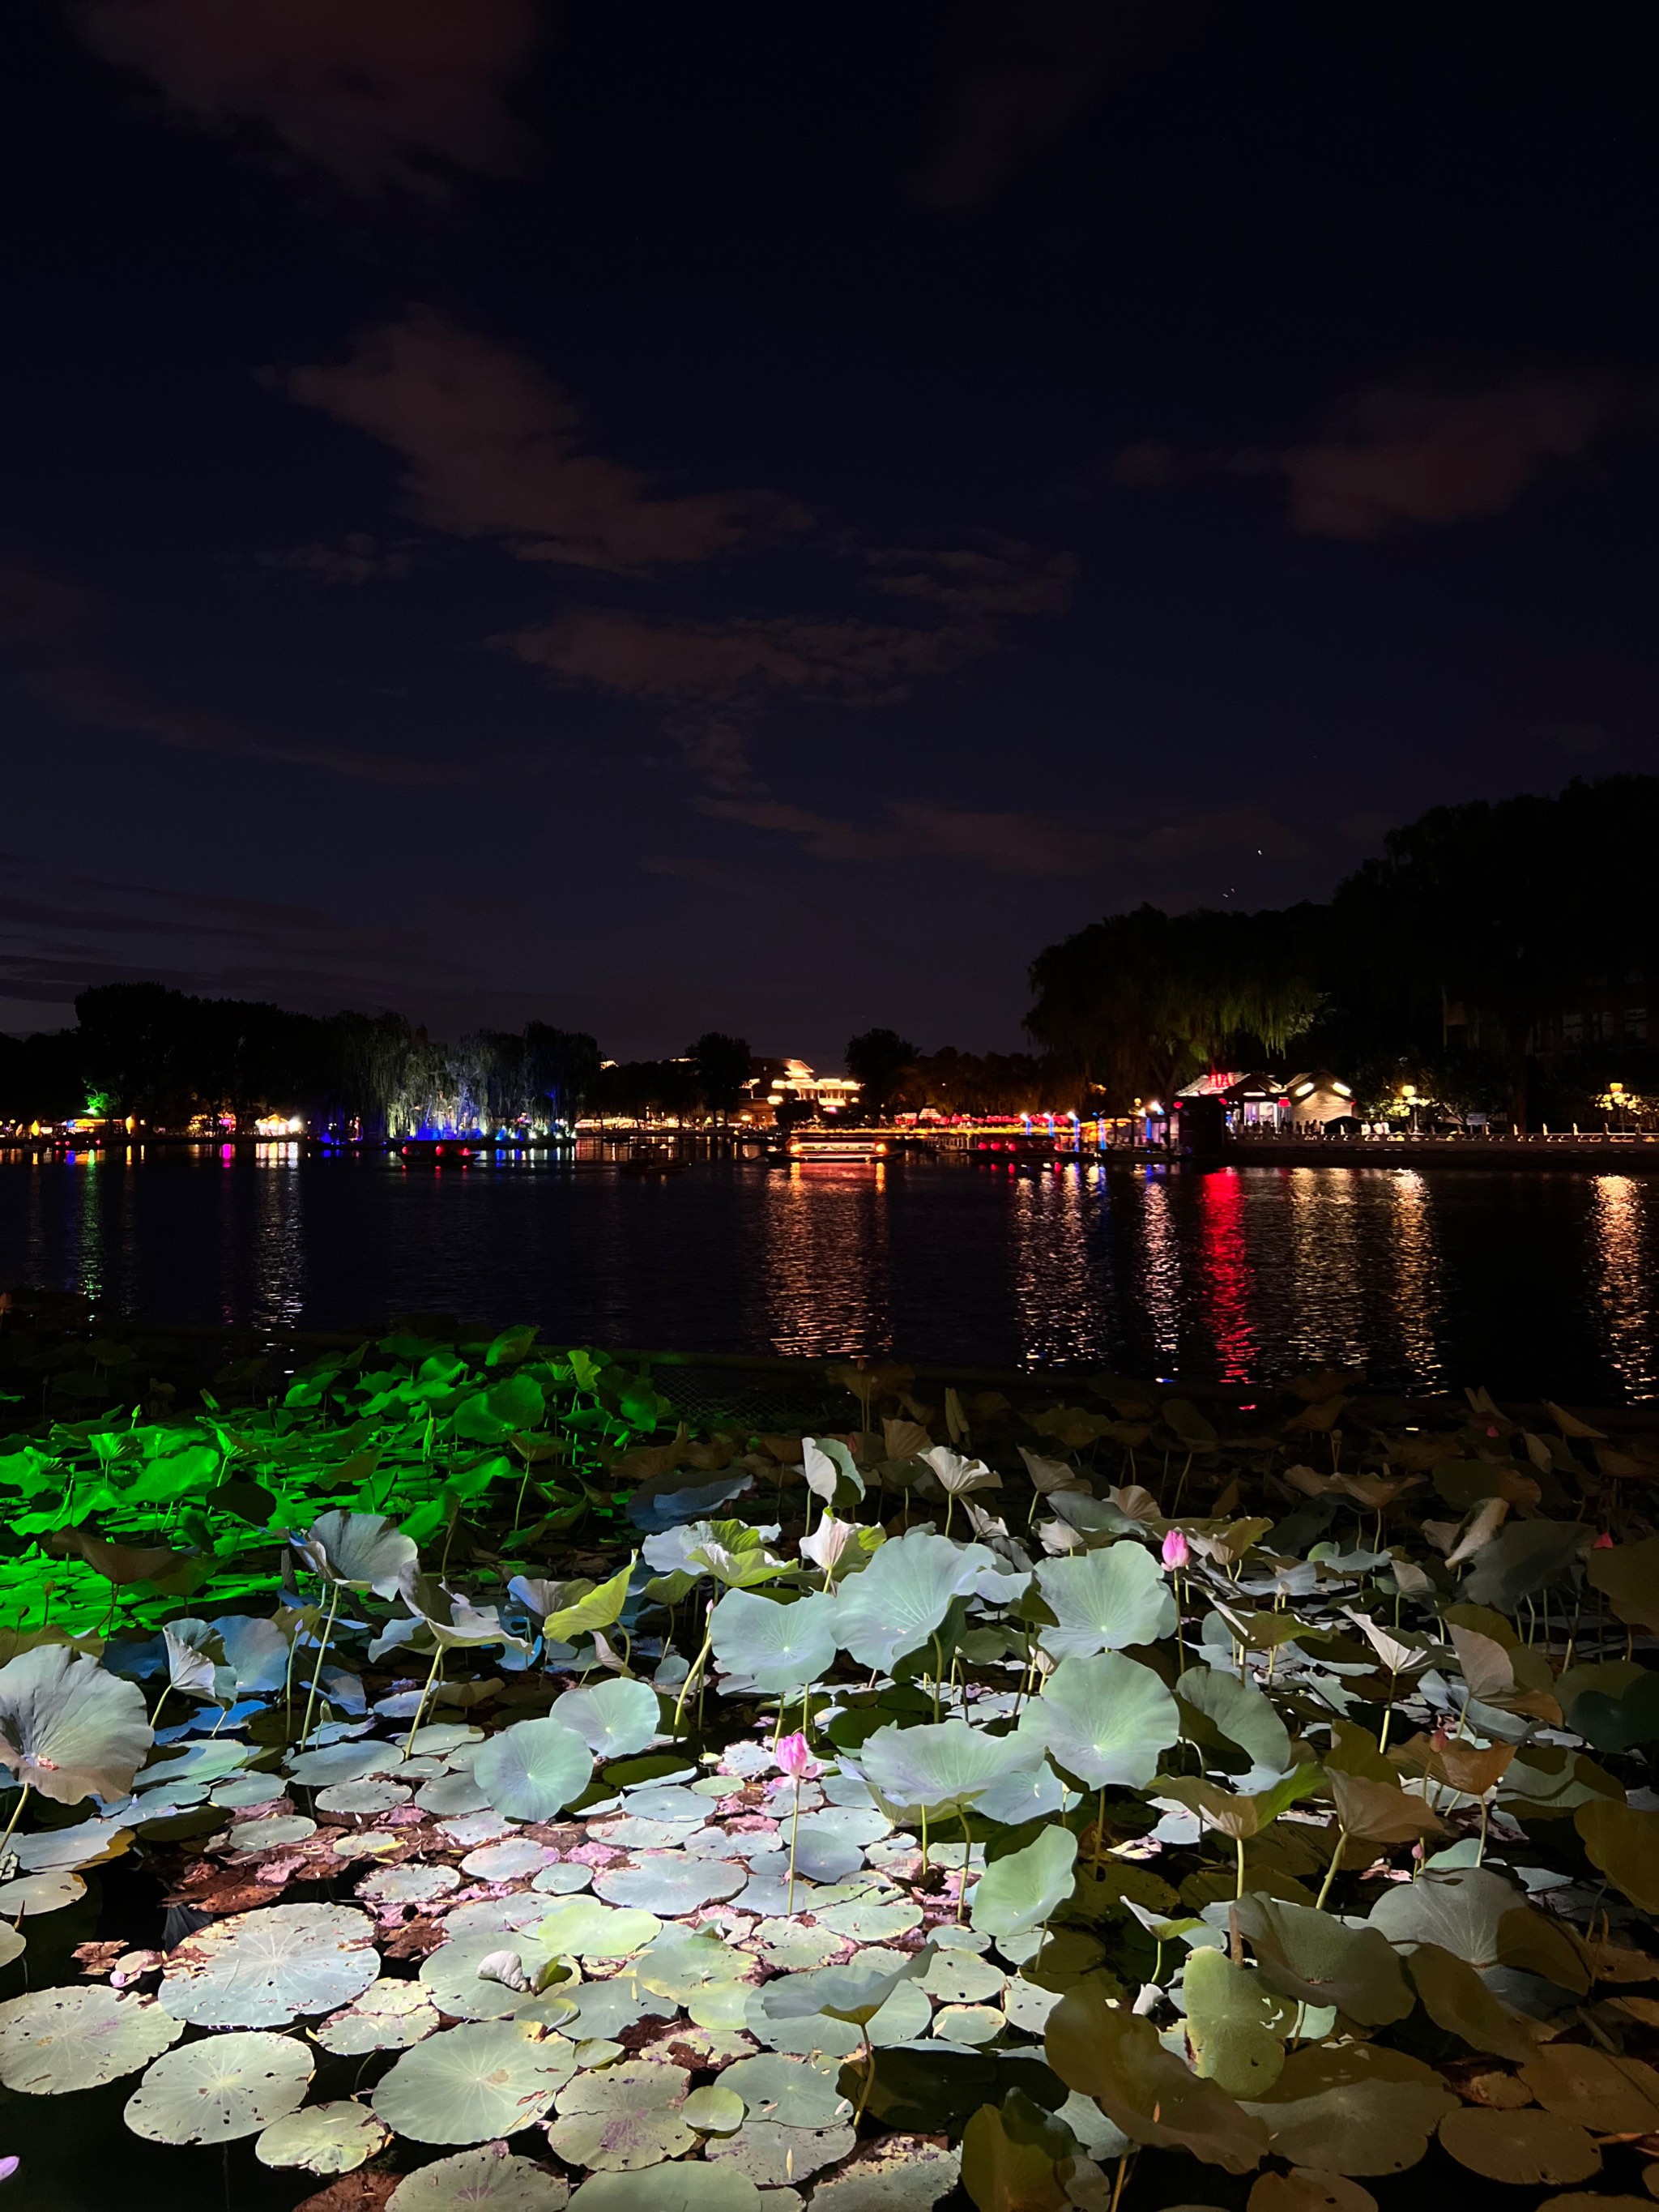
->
[672,1620,714,1737]
[0,1781,31,1855]
[852,2033,876,2124]
[957,1808,972,1922]
[1235,1834,1246,1900]
[300,1580,343,1745]
[787,1776,802,1914]
[1314,1824,1348,1911]
[401,1642,446,1757]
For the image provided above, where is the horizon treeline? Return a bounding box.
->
[2,776,1656,1133]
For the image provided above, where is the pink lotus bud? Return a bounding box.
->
[1431,1724,1452,1751]
[776,1732,819,1782]
[1161,1528,1191,1571]
[1592,1531,1614,1550]
[0,2157,17,2184]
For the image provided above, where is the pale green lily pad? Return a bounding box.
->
[808,2135,961,2212]
[420,1932,565,2022]
[706,2119,855,2186]
[869,1980,934,2046]
[574,2037,626,2069]
[475,1718,594,1821]
[816,1895,923,1941]
[683,2085,745,2133]
[390,2144,571,2209]
[287,1741,396,1787]
[159,1902,379,2028]
[446,1895,552,1937]
[1003,1976,1061,2035]
[547,2059,693,2171]
[0,1925,22,1971]
[0,1985,183,2094]
[359,1860,463,1907]
[407,1723,488,1757]
[533,1861,594,1895]
[857,1719,1040,1817]
[1017,1651,1179,1790]
[934,2003,1003,2043]
[0,1870,84,1915]
[254,2099,390,2174]
[211,1774,287,1809]
[318,1779,413,1816]
[126,2028,313,2143]
[417,1773,494,1816]
[710,1587,840,1693]
[536,1894,663,1958]
[595,1854,747,1914]
[922,1950,1007,2004]
[1034,1543,1176,1657]
[752,1919,846,1970]
[629,1933,752,2008]
[373,2021,574,2143]
[316,1975,443,2054]
[464,1838,553,1882]
[568,2167,764,2212]
[228,1814,317,1853]
[554,1677,663,1757]
[719,2052,851,2127]
[970,1828,1077,1941]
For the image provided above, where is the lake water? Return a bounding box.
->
[4,1144,1659,1402]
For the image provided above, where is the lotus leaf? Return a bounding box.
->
[535,1894,663,1957]
[319,1778,412,1815]
[317,1975,442,2054]
[559,1979,672,2041]
[420,1932,565,2022]
[707,2117,855,2185]
[1183,1945,1292,2096]
[159,1902,379,2027]
[0,1644,152,1803]
[474,1716,594,1821]
[553,1676,662,1757]
[595,1853,747,1913]
[809,2137,961,2212]
[833,1531,996,1672]
[1034,1544,1175,1659]
[1017,1652,1179,1790]
[0,1984,183,2094]
[540,1557,636,1642]
[1233,1897,1412,2026]
[1575,1796,1659,1911]
[568,2167,765,2212]
[1365,1867,1519,1966]
[534,1862,595,1894]
[961,2091,1073,2212]
[1178,1667,1294,1787]
[287,1740,397,1787]
[126,2028,313,2143]
[294,1510,417,1595]
[1439,2107,1601,2186]
[373,2021,574,2143]
[629,1932,752,2006]
[1516,2045,1659,2132]
[390,2143,572,2209]
[817,1893,924,1941]
[1240,2043,1456,2176]
[762,1945,933,2028]
[1247,2173,1377,2212]
[623,1783,709,1821]
[858,1718,1042,1816]
[463,1836,552,1881]
[254,2099,390,2173]
[971,1829,1077,1940]
[710,1587,838,1693]
[229,1813,317,1853]
[720,2051,852,2127]
[547,2059,694,2170]
[1046,1976,1267,2172]
[1405,1941,1540,2063]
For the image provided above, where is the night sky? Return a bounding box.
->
[2,4,1655,1064]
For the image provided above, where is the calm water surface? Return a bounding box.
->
[4,1146,1659,1400]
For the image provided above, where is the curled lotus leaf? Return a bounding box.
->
[761,1943,933,2028]
[552,1676,663,1757]
[1240,2043,1457,2176]
[682,2085,745,2134]
[373,2021,575,2144]
[1017,1652,1179,1791]
[125,2028,313,2144]
[0,1984,183,2094]
[970,1827,1078,1940]
[254,2099,390,2174]
[390,2143,572,2210]
[832,1530,998,1672]
[568,2167,766,2212]
[709,1588,839,1693]
[855,1718,1042,1815]
[1046,1974,1268,2173]
[158,1901,379,2028]
[473,1717,594,1821]
[1034,1543,1176,1659]
[1178,1666,1294,1787]
[292,1510,417,1595]
[420,1932,566,2022]
[0,1644,152,1803]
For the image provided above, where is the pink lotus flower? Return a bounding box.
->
[0,2156,17,2184]
[1160,1528,1191,1572]
[1592,1531,1614,1550]
[777,1732,820,1782]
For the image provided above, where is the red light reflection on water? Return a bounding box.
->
[1198,1167,1255,1381]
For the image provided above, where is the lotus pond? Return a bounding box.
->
[0,1296,1656,2212]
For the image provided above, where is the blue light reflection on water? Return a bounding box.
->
[3,1147,1658,1399]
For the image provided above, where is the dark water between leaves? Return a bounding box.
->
[5,1147,1659,1403]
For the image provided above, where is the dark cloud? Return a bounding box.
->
[866,544,1076,617]
[1282,378,1609,540]
[79,0,538,188]
[288,314,802,572]
[255,533,418,585]
[637,855,761,899]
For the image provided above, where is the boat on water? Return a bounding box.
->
[620,1142,687,1177]
[784,1135,889,1163]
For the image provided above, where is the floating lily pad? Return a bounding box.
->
[317,1975,443,2054]
[360,1860,463,1907]
[417,1773,494,1817]
[683,2085,746,2134]
[318,1778,412,1816]
[373,2021,574,2144]
[534,1861,595,1895]
[595,1853,747,1914]
[816,1894,923,1942]
[228,1813,318,1853]
[935,2002,1003,2044]
[254,2099,390,2174]
[0,1985,183,2094]
[159,1902,380,2028]
[450,1895,559,1937]
[126,2029,313,2144]
[548,2059,694,2171]
[719,2052,851,2127]
[287,1741,396,1788]
[211,1774,287,1809]
[0,1870,84,1915]
[808,2135,961,2212]
[420,1932,563,2022]
[923,1950,1007,2005]
[707,2119,855,2187]
[475,1718,594,1821]
[390,2144,572,2209]
[1439,2107,1601,2186]
[536,1894,663,1957]
[464,1837,553,1882]
[568,2167,765,2212]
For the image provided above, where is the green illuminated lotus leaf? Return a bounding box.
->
[1575,1796,1659,1912]
[1183,1945,1292,2097]
[970,1828,1077,1940]
[719,2051,851,2127]
[833,1530,996,1672]
[403,1575,532,1654]
[761,1944,934,2028]
[319,1778,412,1815]
[1233,1897,1412,2026]
[535,1894,661,1957]
[1046,1975,1268,2173]
[0,1984,183,2094]
[390,2144,573,2210]
[316,1975,442,2054]
[547,2059,693,2171]
[816,1892,923,1942]
[706,2117,855,2185]
[809,2135,961,2212]
[960,2091,1073,2212]
[474,1716,594,1821]
[569,2166,765,2212]
[922,1949,1005,2003]
[286,1739,397,1787]
[0,1644,152,1803]
[372,2021,574,2144]
[1405,1941,1540,2064]
[682,2085,745,2134]
[541,1557,636,1644]
[856,1719,1042,1816]
[254,2099,390,2174]
[1034,1544,1175,1659]
[1177,1666,1294,1787]
[126,2028,313,2144]
[159,1901,379,2028]
[628,1931,752,2008]
[1438,2107,1601,2186]
[293,1510,417,1595]
[552,1676,662,1757]
[594,1852,746,1914]
[1239,2043,1456,2176]
[463,1837,553,1882]
[710,1588,838,1693]
[1017,1652,1179,1790]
